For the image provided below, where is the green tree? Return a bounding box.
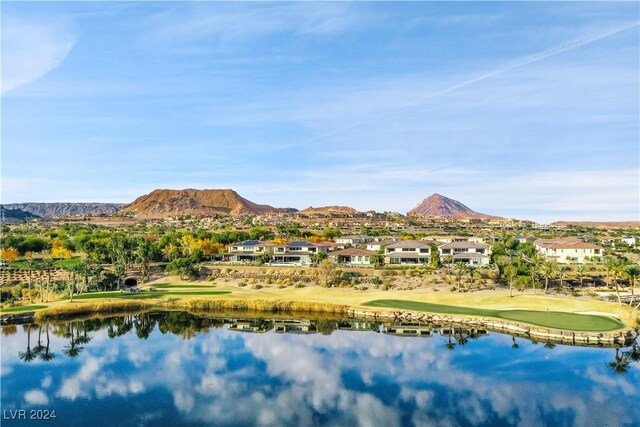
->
[624,264,640,302]
[318,259,337,287]
[540,260,557,293]
[504,264,518,298]
[575,265,587,288]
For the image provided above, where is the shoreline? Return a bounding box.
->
[2,294,637,348]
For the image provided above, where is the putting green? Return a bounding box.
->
[363,299,625,332]
[0,305,48,313]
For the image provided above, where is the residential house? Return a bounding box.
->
[329,248,377,266]
[270,240,329,266]
[384,240,432,265]
[224,240,328,265]
[223,240,272,263]
[335,235,373,246]
[366,238,400,252]
[438,241,491,266]
[534,238,603,264]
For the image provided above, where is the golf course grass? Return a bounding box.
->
[363,299,625,331]
[73,290,232,300]
[0,305,48,313]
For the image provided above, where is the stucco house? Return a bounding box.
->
[329,248,377,266]
[534,238,603,264]
[438,241,491,266]
[384,240,431,265]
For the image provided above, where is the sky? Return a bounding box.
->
[1,1,639,223]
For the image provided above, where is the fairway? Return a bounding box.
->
[363,299,625,332]
[0,305,48,313]
[73,290,231,300]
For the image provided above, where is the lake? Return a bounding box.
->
[1,312,638,427]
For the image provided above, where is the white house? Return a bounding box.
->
[329,248,377,266]
[335,235,373,246]
[384,240,431,265]
[271,240,329,265]
[366,238,400,252]
[224,240,327,265]
[534,238,603,264]
[438,242,491,266]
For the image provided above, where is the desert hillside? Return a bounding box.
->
[121,189,291,218]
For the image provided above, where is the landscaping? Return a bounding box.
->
[0,304,48,313]
[363,299,626,331]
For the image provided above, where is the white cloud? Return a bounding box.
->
[2,13,77,93]
[24,389,49,405]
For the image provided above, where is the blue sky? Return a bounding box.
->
[1,1,638,223]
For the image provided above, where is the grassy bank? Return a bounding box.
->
[363,299,625,332]
[2,279,636,332]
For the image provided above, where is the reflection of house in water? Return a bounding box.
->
[273,319,317,334]
[227,319,272,333]
[337,320,378,332]
[384,322,435,337]
[438,327,488,338]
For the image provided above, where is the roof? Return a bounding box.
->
[440,241,490,249]
[369,239,405,246]
[329,248,377,257]
[233,239,263,246]
[386,240,430,249]
[287,240,315,247]
[535,238,602,250]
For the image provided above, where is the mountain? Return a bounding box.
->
[408,193,500,219]
[3,203,125,218]
[552,221,640,229]
[0,205,41,224]
[298,206,362,217]
[121,189,293,218]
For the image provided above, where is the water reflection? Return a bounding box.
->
[1,312,638,427]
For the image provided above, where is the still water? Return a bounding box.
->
[1,312,638,427]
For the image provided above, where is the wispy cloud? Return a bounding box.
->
[1,13,78,93]
[223,20,638,165]
[145,2,367,46]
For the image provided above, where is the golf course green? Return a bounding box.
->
[363,299,625,331]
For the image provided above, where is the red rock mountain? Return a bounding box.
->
[121,189,291,218]
[408,193,499,219]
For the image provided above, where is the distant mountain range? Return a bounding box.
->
[408,193,500,219]
[2,202,126,218]
[120,189,296,219]
[551,221,640,229]
[0,205,42,224]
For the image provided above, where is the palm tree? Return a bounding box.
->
[467,265,479,288]
[511,336,519,349]
[605,257,627,305]
[606,348,630,375]
[18,325,37,363]
[136,239,153,282]
[540,260,557,293]
[575,265,587,288]
[42,258,55,302]
[557,265,570,289]
[453,262,466,291]
[39,324,56,362]
[25,254,36,303]
[624,264,640,303]
[504,264,518,298]
[623,340,639,363]
[522,254,541,294]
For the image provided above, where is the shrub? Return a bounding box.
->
[252,284,263,290]
[294,283,305,288]
[238,282,248,287]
